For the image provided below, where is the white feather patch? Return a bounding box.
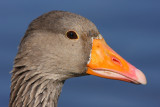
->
[87,37,94,64]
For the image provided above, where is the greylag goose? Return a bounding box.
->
[10,11,147,107]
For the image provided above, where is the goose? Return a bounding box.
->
[10,11,147,107]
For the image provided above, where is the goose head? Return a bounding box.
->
[14,11,146,84]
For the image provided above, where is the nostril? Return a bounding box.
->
[112,57,122,66]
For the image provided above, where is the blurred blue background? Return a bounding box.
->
[0,0,160,107]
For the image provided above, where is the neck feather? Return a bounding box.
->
[9,68,64,107]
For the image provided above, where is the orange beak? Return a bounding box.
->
[87,36,147,85]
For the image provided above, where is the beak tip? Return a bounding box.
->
[136,69,147,85]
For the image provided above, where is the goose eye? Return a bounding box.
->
[66,31,79,40]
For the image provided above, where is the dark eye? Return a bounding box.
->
[66,31,79,40]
